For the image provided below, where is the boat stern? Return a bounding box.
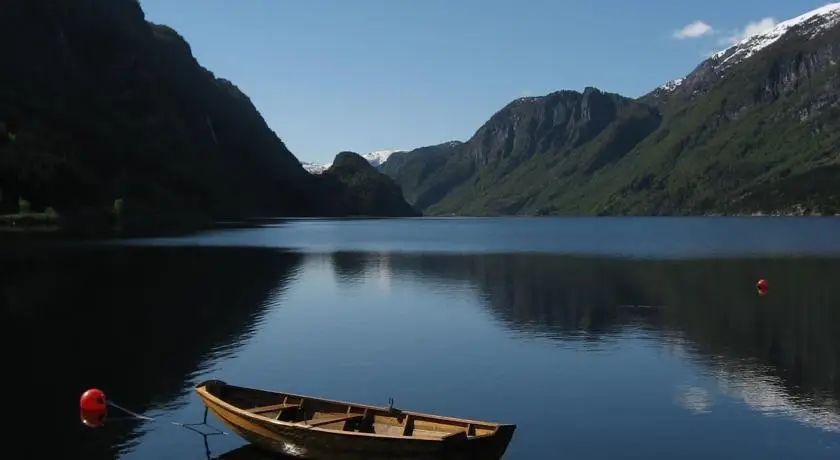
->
[469,424,516,460]
[495,424,516,444]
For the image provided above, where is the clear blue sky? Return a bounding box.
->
[138,0,829,164]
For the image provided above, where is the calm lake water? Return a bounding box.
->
[5,217,840,459]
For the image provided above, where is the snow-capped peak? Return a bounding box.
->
[711,3,840,70]
[650,3,840,98]
[362,149,403,167]
[301,161,331,174]
[301,149,405,174]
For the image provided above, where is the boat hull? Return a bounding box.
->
[196,380,515,460]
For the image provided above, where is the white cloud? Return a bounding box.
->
[719,17,778,45]
[672,20,714,39]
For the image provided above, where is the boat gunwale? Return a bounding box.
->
[195,380,515,442]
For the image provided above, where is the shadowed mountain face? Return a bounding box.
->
[0,0,416,222]
[381,7,840,216]
[319,152,421,217]
[0,244,304,459]
[377,142,464,210]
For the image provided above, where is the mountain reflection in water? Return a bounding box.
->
[4,241,840,459]
[358,252,840,432]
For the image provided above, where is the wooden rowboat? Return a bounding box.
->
[195,380,516,460]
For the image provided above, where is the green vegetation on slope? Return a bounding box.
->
[381,21,840,216]
[590,24,840,216]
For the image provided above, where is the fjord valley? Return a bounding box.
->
[4,1,840,460]
[304,4,840,217]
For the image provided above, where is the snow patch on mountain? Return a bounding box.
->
[658,78,685,93]
[363,149,403,167]
[711,3,840,71]
[651,3,840,96]
[301,161,331,174]
[301,149,405,174]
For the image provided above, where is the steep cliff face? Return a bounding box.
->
[0,0,416,225]
[385,4,840,216]
[383,88,661,215]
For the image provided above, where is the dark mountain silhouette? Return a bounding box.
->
[0,0,416,232]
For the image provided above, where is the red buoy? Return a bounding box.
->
[80,388,107,412]
[756,279,768,296]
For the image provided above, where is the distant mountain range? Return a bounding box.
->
[301,149,404,174]
[377,3,840,216]
[4,1,837,223]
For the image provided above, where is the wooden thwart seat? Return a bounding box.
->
[306,414,364,428]
[248,403,297,414]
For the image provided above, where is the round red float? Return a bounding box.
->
[756,279,768,296]
[80,388,107,412]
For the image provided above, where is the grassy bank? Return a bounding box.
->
[0,198,215,238]
[0,198,60,230]
[0,211,61,230]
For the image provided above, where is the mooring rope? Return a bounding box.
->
[106,401,230,436]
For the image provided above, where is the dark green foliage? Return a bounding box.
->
[0,0,416,229]
[387,24,840,216]
[733,165,840,215]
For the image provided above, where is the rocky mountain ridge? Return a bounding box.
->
[647,3,840,105]
[380,3,840,216]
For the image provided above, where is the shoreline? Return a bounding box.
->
[0,212,61,231]
[0,211,215,239]
[2,206,838,238]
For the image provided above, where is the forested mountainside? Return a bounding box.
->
[0,0,416,232]
[381,5,840,216]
